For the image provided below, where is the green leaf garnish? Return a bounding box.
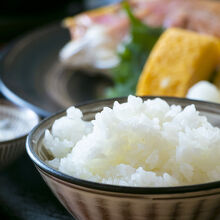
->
[105,1,163,97]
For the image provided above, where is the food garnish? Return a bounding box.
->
[105,2,163,97]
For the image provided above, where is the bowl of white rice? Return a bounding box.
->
[26,96,220,220]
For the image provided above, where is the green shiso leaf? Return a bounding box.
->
[105,1,163,98]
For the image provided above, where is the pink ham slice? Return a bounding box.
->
[66,0,220,42]
[60,0,220,70]
[142,0,220,37]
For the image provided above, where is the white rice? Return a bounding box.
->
[43,95,220,187]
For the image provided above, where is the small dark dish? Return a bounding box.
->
[0,99,40,169]
[26,96,220,220]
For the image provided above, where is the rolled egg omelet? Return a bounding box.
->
[136,28,220,97]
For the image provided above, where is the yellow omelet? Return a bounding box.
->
[136,28,220,97]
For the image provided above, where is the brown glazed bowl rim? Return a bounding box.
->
[26,96,220,194]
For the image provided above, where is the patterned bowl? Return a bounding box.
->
[26,97,220,220]
[0,99,40,168]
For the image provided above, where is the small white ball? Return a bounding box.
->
[187,81,220,103]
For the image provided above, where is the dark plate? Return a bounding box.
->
[0,23,112,117]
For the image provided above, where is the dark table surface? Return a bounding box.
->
[0,141,73,220]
